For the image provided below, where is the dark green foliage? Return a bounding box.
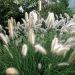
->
[23,0,38,12]
[0,0,38,26]
[0,0,19,25]
[40,0,72,18]
[0,0,72,26]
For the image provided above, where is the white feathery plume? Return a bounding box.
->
[45,12,55,29]
[64,13,70,21]
[6,67,19,75]
[57,62,69,66]
[59,14,64,19]
[55,14,58,20]
[52,19,65,29]
[52,44,70,56]
[57,0,60,3]
[13,0,19,5]
[66,23,75,27]
[8,18,14,39]
[25,12,29,22]
[21,18,27,29]
[21,44,28,57]
[0,24,3,30]
[0,33,8,45]
[29,10,38,26]
[38,63,42,70]
[51,36,70,56]
[5,35,10,43]
[38,0,42,11]
[28,29,35,45]
[68,51,75,64]
[70,30,75,34]
[18,6,24,13]
[51,36,59,51]
[64,37,75,47]
[61,22,75,33]
[55,45,70,56]
[52,20,59,29]
[69,18,75,23]
[34,44,47,55]
[61,23,75,30]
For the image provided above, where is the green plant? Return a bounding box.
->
[0,10,75,75]
[40,0,72,18]
[0,30,75,75]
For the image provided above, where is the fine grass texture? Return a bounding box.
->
[0,30,75,75]
[0,10,75,75]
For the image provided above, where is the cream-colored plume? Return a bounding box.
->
[0,33,8,45]
[51,36,70,56]
[6,67,19,75]
[61,22,75,34]
[51,36,59,51]
[64,37,75,47]
[21,44,28,57]
[38,0,42,11]
[68,51,75,64]
[25,12,29,22]
[57,62,69,66]
[28,28,35,45]
[64,13,70,21]
[8,17,14,39]
[34,44,47,55]
[5,35,10,43]
[29,10,38,26]
[45,12,55,29]
[38,63,42,70]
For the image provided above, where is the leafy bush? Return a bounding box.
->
[0,0,18,25]
[0,0,72,26]
[0,0,38,28]
[40,0,72,18]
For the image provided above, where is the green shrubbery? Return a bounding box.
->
[0,0,38,24]
[40,0,72,18]
[0,0,72,26]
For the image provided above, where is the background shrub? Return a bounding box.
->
[0,0,72,26]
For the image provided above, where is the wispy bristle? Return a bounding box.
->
[21,44,28,57]
[0,33,8,45]
[6,67,19,75]
[8,17,14,39]
[68,51,75,64]
[34,44,47,55]
[51,36,70,56]
[38,0,42,11]
[57,62,69,67]
[28,29,35,45]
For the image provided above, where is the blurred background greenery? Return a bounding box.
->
[0,0,73,26]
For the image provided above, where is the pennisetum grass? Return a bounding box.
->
[0,9,75,75]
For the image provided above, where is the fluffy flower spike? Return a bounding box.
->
[34,44,47,55]
[6,67,19,75]
[28,28,35,45]
[21,44,28,57]
[8,17,14,39]
[51,36,70,56]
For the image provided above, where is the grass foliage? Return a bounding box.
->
[0,29,75,75]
